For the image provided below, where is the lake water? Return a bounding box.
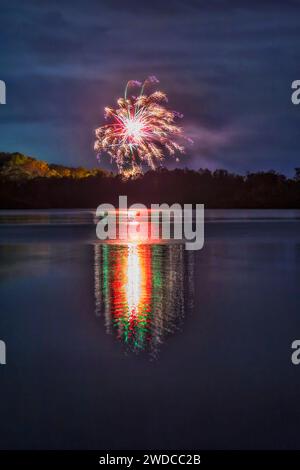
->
[0,209,300,449]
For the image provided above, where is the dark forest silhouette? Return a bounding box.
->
[1,152,299,209]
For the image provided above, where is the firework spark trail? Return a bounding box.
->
[94,76,191,178]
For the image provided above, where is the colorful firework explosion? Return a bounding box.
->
[94,76,191,177]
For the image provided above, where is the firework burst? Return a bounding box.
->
[94,76,191,177]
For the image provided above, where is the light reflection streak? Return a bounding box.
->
[94,218,194,356]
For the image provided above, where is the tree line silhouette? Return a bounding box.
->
[0,153,299,208]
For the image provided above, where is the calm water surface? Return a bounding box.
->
[0,209,300,449]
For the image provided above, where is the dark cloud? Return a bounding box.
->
[0,0,300,174]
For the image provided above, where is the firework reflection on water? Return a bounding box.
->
[94,242,194,357]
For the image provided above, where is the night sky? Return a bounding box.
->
[1,0,300,175]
